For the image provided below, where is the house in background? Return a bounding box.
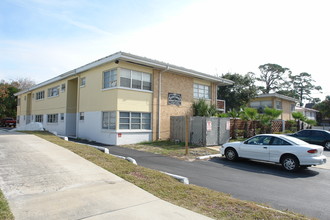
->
[248,93,297,120]
[295,106,319,121]
[15,51,233,145]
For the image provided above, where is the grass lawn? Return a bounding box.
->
[121,140,219,160]
[0,189,14,220]
[20,131,309,220]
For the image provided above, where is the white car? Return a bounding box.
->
[220,134,327,171]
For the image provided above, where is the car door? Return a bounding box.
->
[268,137,292,162]
[309,130,327,146]
[239,136,272,161]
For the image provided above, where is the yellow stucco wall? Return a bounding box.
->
[78,61,153,112]
[31,80,67,115]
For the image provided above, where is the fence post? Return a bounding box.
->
[185,115,189,155]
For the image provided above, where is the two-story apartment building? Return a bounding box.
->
[249,93,298,120]
[15,52,233,145]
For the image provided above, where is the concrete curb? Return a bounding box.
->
[161,172,189,184]
[196,154,222,160]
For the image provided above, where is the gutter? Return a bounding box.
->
[158,66,170,140]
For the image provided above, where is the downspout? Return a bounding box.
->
[158,66,170,140]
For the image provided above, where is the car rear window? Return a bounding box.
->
[283,135,309,145]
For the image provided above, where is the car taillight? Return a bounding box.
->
[307,149,318,153]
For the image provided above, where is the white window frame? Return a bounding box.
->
[48,86,59,98]
[60,113,64,121]
[35,115,43,122]
[102,111,116,130]
[80,77,86,87]
[119,68,152,91]
[103,69,117,89]
[36,91,45,100]
[79,112,85,121]
[47,114,58,123]
[193,84,210,99]
[119,112,151,130]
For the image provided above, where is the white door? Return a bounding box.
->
[239,136,272,160]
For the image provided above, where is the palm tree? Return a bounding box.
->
[305,119,317,129]
[240,107,258,137]
[262,107,282,133]
[193,99,217,117]
[292,112,306,131]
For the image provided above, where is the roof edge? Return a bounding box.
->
[15,51,233,96]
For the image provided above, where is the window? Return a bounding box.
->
[80,77,86,87]
[120,68,152,91]
[36,91,45,100]
[245,136,272,145]
[60,113,64,121]
[250,101,272,109]
[47,114,58,123]
[291,104,295,112]
[193,84,210,99]
[61,84,66,92]
[17,98,20,106]
[260,101,272,108]
[276,101,282,109]
[35,115,43,123]
[143,73,151,90]
[103,69,117,88]
[119,112,151,130]
[79,112,84,120]
[48,86,59,97]
[102,112,116,129]
[271,137,290,145]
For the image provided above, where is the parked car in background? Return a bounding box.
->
[220,134,327,171]
[288,129,330,150]
[0,117,16,127]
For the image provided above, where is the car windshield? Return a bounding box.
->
[283,135,309,145]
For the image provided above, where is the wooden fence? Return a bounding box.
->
[229,119,295,138]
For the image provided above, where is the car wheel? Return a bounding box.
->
[225,148,238,161]
[281,155,299,171]
[324,142,330,151]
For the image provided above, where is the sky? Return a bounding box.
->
[0,0,329,101]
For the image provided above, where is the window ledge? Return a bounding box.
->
[102,87,153,93]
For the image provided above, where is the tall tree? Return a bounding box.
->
[315,96,330,119]
[288,72,322,107]
[0,81,19,118]
[256,64,291,94]
[218,72,258,112]
[11,78,36,90]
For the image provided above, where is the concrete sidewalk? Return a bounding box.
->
[0,131,211,220]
